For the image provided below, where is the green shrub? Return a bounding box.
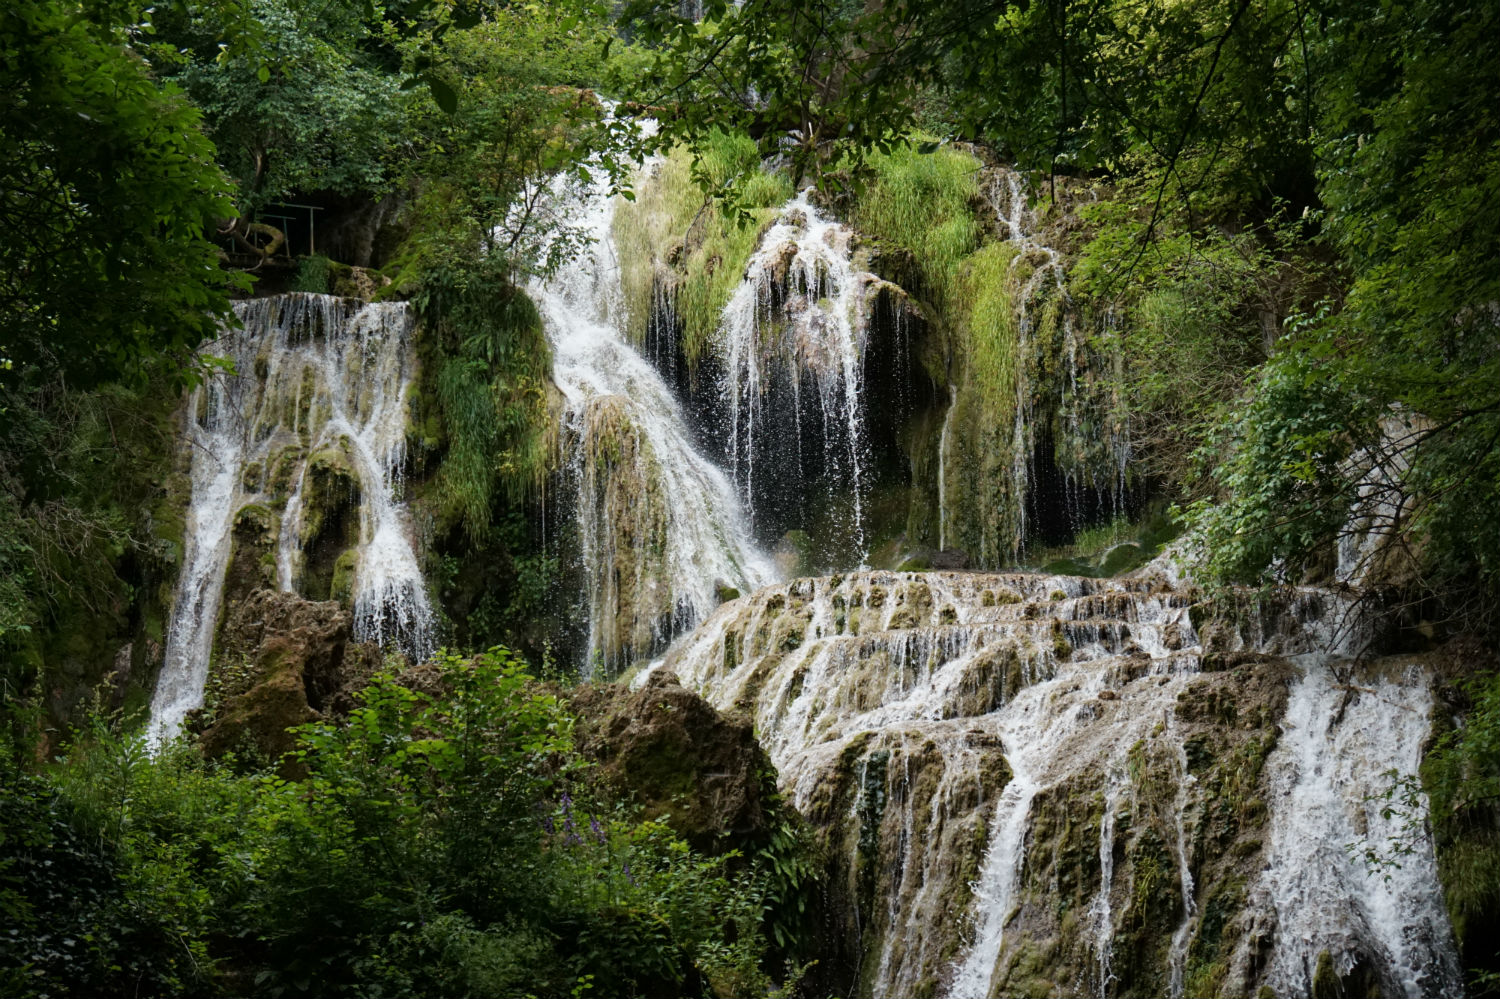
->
[4,649,792,997]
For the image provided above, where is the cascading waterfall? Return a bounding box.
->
[1164,708,1199,999]
[939,170,1133,560]
[148,294,433,743]
[713,191,884,557]
[658,569,1461,998]
[992,169,1063,550]
[1248,662,1460,999]
[531,177,776,673]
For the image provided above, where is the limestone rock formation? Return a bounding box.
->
[662,571,1460,999]
[567,669,778,853]
[196,588,379,764]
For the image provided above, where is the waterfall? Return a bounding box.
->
[660,570,1460,998]
[148,294,432,743]
[713,191,882,558]
[939,169,1133,560]
[531,178,776,674]
[1251,661,1460,999]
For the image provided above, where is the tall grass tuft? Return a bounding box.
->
[852,144,982,308]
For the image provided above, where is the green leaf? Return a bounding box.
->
[427,75,458,114]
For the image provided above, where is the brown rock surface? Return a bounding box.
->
[198,588,379,765]
[567,669,778,853]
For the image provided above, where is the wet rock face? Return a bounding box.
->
[197,588,379,764]
[567,670,776,853]
[663,571,1460,999]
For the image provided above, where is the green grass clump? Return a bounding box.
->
[954,242,1021,415]
[851,143,983,307]
[420,277,552,543]
[290,255,332,294]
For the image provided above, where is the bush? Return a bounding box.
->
[3,649,789,998]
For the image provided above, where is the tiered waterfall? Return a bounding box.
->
[148,294,432,742]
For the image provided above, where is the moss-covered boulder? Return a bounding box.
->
[567,669,778,854]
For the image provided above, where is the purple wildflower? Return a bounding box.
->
[589,815,605,843]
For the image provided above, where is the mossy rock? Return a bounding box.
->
[567,670,778,854]
[329,548,360,604]
[199,649,317,771]
[1100,542,1148,576]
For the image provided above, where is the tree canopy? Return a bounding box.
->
[0,0,242,394]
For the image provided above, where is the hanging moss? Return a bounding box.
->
[329,548,360,603]
[416,275,553,544]
[939,241,1030,564]
[614,135,793,369]
[578,394,674,671]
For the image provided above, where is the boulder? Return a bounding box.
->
[567,669,778,853]
[198,589,379,766]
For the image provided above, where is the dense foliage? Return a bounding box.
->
[0,650,784,997]
[0,0,242,393]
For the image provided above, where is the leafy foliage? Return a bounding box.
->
[0,0,243,393]
[152,0,408,215]
[2,650,790,998]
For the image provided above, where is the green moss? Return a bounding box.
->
[1312,950,1339,999]
[614,137,793,368]
[851,143,983,309]
[1101,543,1148,576]
[330,548,360,603]
[938,242,1031,565]
[1185,876,1246,997]
[235,502,275,533]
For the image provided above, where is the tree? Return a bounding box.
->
[150,0,409,218]
[0,0,243,395]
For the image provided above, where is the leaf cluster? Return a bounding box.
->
[0,0,245,394]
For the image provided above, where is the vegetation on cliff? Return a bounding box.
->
[3,0,1500,994]
[628,0,1500,630]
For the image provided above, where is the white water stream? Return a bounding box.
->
[531,175,775,672]
[714,191,882,556]
[148,295,432,743]
[659,568,1460,998]
[1251,661,1460,999]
